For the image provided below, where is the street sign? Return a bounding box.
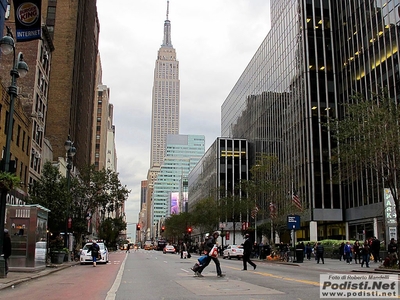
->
[287,215,300,230]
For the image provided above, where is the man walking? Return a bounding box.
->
[242,233,256,270]
[344,241,352,264]
[316,242,324,264]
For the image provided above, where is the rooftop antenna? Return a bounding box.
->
[166,1,169,20]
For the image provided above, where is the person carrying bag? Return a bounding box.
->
[193,232,224,277]
[208,244,219,258]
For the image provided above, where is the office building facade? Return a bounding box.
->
[46,0,99,170]
[220,0,399,241]
[152,134,204,234]
[188,138,248,210]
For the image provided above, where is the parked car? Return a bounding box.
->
[223,245,244,259]
[163,245,176,254]
[80,241,109,265]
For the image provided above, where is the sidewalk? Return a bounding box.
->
[260,256,400,274]
[0,261,79,291]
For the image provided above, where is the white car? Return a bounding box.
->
[80,241,109,265]
[163,245,176,254]
[223,245,244,260]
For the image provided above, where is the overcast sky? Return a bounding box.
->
[96,0,271,234]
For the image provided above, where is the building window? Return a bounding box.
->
[22,131,26,152]
[16,125,21,146]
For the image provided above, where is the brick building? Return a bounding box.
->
[46,0,99,170]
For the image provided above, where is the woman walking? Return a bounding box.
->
[360,240,370,268]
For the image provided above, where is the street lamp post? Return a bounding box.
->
[0,26,29,278]
[64,137,76,259]
[219,222,225,253]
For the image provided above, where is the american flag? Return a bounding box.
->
[292,191,302,211]
[251,206,259,219]
[269,202,277,219]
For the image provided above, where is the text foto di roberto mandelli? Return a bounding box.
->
[320,274,398,299]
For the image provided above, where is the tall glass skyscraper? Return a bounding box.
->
[221,0,399,241]
[150,2,180,168]
[152,134,205,227]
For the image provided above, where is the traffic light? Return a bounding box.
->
[187,227,192,234]
[136,224,141,231]
[161,226,165,233]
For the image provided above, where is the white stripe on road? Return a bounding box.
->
[105,254,128,300]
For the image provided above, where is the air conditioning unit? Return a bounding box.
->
[37,112,43,119]
[37,126,44,132]
[35,153,41,159]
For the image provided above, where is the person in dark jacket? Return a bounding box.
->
[361,240,370,267]
[242,234,256,270]
[388,238,398,259]
[316,242,324,264]
[371,237,381,263]
[88,241,100,267]
[305,243,313,260]
[386,238,398,267]
[352,240,360,264]
[195,231,224,277]
[3,229,11,274]
[339,242,345,261]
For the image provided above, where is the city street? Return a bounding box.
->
[1,249,398,300]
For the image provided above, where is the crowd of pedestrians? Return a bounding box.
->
[275,236,397,269]
[335,236,397,268]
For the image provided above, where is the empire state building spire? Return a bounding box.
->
[162,1,172,47]
[150,0,180,168]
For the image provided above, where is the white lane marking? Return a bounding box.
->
[105,254,128,300]
[181,268,190,273]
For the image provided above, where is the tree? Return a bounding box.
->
[218,191,251,244]
[98,216,127,249]
[191,197,219,238]
[164,212,193,243]
[72,165,130,240]
[0,171,20,190]
[242,154,296,244]
[29,162,130,250]
[29,162,69,233]
[329,89,400,267]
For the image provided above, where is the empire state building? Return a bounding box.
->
[150,2,180,168]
